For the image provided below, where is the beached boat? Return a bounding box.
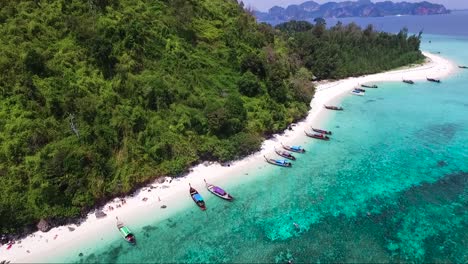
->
[305,130,330,140]
[403,79,415,84]
[264,156,292,167]
[116,217,136,244]
[427,77,441,83]
[350,89,365,96]
[361,84,378,88]
[189,184,206,210]
[204,179,233,201]
[281,143,305,153]
[311,128,332,135]
[274,148,296,160]
[324,105,343,111]
[459,65,468,69]
[354,88,366,92]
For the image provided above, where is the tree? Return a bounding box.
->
[238,71,262,97]
[24,50,46,76]
[240,53,266,78]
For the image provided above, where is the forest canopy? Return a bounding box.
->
[0,0,423,233]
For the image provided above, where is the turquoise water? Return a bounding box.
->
[63,36,467,263]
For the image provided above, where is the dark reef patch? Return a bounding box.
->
[291,171,468,263]
[414,123,460,144]
[400,171,467,206]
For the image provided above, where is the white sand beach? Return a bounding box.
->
[0,52,458,263]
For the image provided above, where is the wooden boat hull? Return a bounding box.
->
[305,131,330,140]
[351,91,365,96]
[427,78,441,83]
[324,105,343,111]
[281,144,305,153]
[459,66,468,69]
[117,220,136,244]
[190,186,206,210]
[205,182,233,201]
[264,156,292,167]
[275,149,296,160]
[312,128,332,135]
[361,84,378,88]
[403,80,414,84]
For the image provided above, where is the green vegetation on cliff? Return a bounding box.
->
[0,0,422,233]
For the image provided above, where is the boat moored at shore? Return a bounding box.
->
[403,79,415,84]
[281,143,305,153]
[304,131,330,140]
[427,77,441,83]
[354,88,366,92]
[274,148,296,160]
[264,156,292,167]
[116,217,136,245]
[361,84,378,88]
[189,184,206,210]
[324,105,344,111]
[350,89,365,96]
[311,128,332,135]
[204,179,233,201]
[459,65,468,69]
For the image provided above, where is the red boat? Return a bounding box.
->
[311,128,332,135]
[304,131,330,140]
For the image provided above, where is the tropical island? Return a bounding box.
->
[0,0,425,239]
[255,0,450,22]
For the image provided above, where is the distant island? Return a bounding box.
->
[255,0,450,21]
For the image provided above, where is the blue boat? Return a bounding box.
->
[281,143,305,153]
[189,184,206,210]
[264,156,292,167]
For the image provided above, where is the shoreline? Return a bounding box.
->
[0,51,458,263]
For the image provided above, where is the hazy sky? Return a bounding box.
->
[244,0,468,11]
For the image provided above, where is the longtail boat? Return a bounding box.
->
[361,84,378,88]
[116,217,136,244]
[204,179,233,201]
[324,105,343,111]
[189,184,206,210]
[350,89,365,96]
[281,143,305,153]
[274,148,296,160]
[305,131,330,140]
[264,156,292,167]
[403,79,415,84]
[427,77,441,83]
[459,65,468,69]
[354,88,366,92]
[311,128,332,135]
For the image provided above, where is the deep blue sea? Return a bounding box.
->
[264,10,468,37]
[58,14,467,263]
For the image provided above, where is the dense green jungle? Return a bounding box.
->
[0,0,423,233]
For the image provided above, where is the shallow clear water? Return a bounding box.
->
[61,36,468,263]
